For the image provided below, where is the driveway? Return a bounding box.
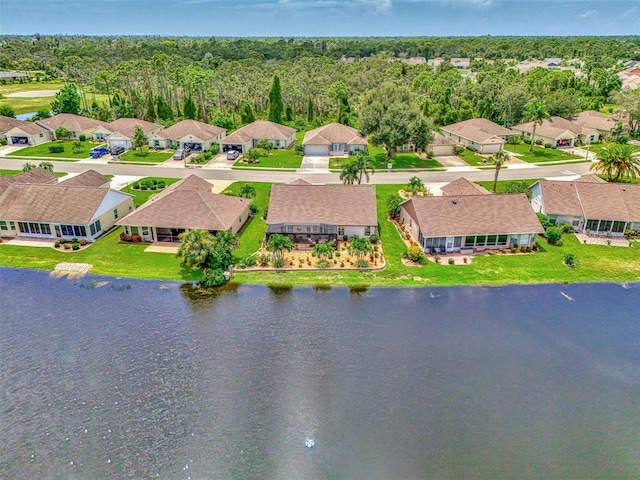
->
[299,156,329,172]
[206,153,233,170]
[436,155,469,167]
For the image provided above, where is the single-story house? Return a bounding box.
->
[0,71,30,81]
[147,119,226,151]
[441,118,513,154]
[441,177,490,197]
[572,110,623,137]
[36,113,106,140]
[530,179,640,236]
[0,167,58,195]
[0,175,134,240]
[544,57,563,68]
[511,116,599,148]
[218,120,296,154]
[266,181,378,245]
[4,122,50,146]
[451,57,470,69]
[58,170,111,188]
[427,57,444,68]
[302,123,367,156]
[427,132,456,156]
[0,115,25,140]
[400,193,543,253]
[92,118,163,151]
[117,175,251,242]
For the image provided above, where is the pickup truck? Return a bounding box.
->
[90,147,109,158]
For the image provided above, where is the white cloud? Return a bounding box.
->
[252,0,392,14]
[355,0,393,14]
[410,0,494,8]
[622,5,637,17]
[579,8,596,18]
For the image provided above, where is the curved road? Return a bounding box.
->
[0,157,592,185]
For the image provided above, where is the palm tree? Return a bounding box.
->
[407,176,425,194]
[339,161,359,185]
[386,193,403,219]
[523,101,551,152]
[590,143,640,181]
[22,162,36,172]
[490,151,510,192]
[312,241,334,260]
[353,154,375,184]
[266,234,294,261]
[177,229,215,269]
[239,184,256,198]
[348,235,372,261]
[38,161,54,172]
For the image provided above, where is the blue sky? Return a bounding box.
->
[2,0,639,36]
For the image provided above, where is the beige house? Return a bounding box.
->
[4,122,49,146]
[427,132,456,156]
[440,177,490,197]
[451,57,470,69]
[0,167,58,194]
[36,113,105,140]
[148,119,226,151]
[266,181,378,246]
[512,116,599,148]
[530,178,640,236]
[572,110,623,137]
[302,123,367,156]
[58,170,111,188]
[400,193,543,253]
[0,172,133,240]
[441,118,513,154]
[92,118,163,151]
[117,175,251,242]
[219,120,296,154]
[0,115,25,141]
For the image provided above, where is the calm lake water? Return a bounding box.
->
[1,268,639,479]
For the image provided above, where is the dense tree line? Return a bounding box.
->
[1,35,638,136]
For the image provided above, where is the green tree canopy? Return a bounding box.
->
[268,75,284,124]
[267,234,294,261]
[55,127,72,141]
[590,143,640,181]
[50,83,81,115]
[132,125,148,154]
[0,105,16,118]
[523,101,551,152]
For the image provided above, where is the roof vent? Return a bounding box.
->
[452,198,457,204]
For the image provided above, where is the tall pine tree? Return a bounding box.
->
[268,75,284,124]
[306,97,314,123]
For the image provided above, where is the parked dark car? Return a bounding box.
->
[89,147,109,158]
[109,146,125,155]
[226,150,240,160]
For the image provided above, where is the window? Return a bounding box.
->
[141,227,149,236]
[18,222,27,233]
[238,216,242,223]
[39,133,43,137]
[497,235,508,245]
[364,226,371,236]
[306,226,311,233]
[612,221,626,233]
[338,227,344,236]
[0,221,7,231]
[453,237,462,247]
[465,236,475,247]
[476,235,486,246]
[599,220,612,232]
[61,224,74,236]
[487,235,497,245]
[73,225,86,237]
[90,220,102,236]
[29,223,41,234]
[40,224,51,235]
[113,209,118,219]
[9,221,14,229]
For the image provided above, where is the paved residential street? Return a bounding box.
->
[0,155,592,185]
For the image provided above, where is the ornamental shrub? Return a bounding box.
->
[243,255,257,267]
[355,259,369,268]
[273,258,285,268]
[54,241,60,248]
[523,137,531,144]
[72,243,80,250]
[48,145,64,153]
[201,268,227,287]
[132,182,140,189]
[454,145,465,154]
[203,151,212,160]
[209,143,220,154]
[317,260,330,268]
[79,134,86,141]
[544,143,552,149]
[64,243,71,250]
[563,252,577,267]
[466,145,478,152]
[249,204,259,214]
[448,257,455,265]
[407,245,425,262]
[258,254,270,267]
[369,234,379,244]
[561,223,574,234]
[545,226,563,245]
[535,139,543,145]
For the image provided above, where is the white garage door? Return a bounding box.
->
[109,139,130,149]
[432,145,454,156]
[305,145,328,156]
[481,144,501,154]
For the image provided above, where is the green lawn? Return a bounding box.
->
[233,148,303,169]
[504,143,583,163]
[0,227,201,282]
[118,147,173,163]
[330,152,442,170]
[476,179,539,193]
[0,81,109,114]
[588,143,640,155]
[220,182,273,258]
[0,168,67,177]
[120,177,181,207]
[7,140,103,160]
[458,149,488,166]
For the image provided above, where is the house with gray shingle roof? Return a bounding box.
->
[148,119,226,151]
[266,182,378,245]
[218,120,296,154]
[116,175,251,243]
[441,118,513,154]
[4,121,50,147]
[512,116,600,148]
[530,179,640,236]
[0,115,25,140]
[441,177,490,197]
[302,122,367,156]
[400,193,543,253]
[0,172,133,240]
[58,170,111,188]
